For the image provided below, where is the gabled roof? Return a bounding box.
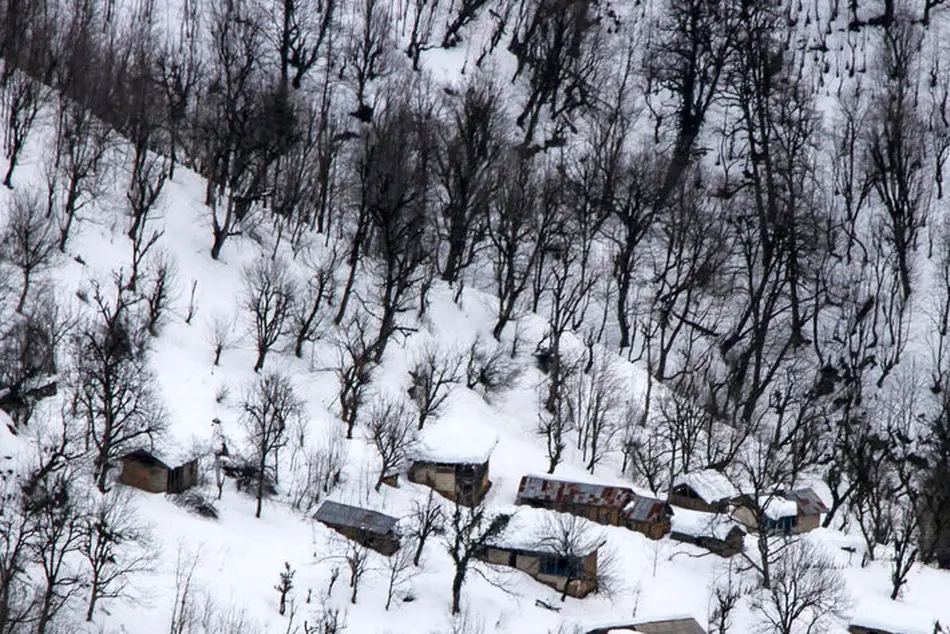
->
[624,495,669,522]
[586,617,707,634]
[122,449,171,471]
[517,474,635,510]
[412,418,498,465]
[672,508,744,540]
[313,500,398,536]
[785,487,829,515]
[484,506,601,556]
[673,470,738,504]
[758,495,799,520]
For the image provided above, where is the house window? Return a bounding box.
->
[539,555,581,577]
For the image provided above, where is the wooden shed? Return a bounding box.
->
[516,474,672,540]
[478,507,602,598]
[119,449,198,494]
[669,470,739,514]
[313,500,400,556]
[407,419,496,506]
[585,616,707,634]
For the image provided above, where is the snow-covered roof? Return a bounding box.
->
[672,508,744,541]
[759,496,799,520]
[673,470,738,504]
[484,506,602,556]
[412,418,497,465]
[849,601,938,634]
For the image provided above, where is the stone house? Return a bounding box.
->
[670,508,745,558]
[732,488,828,535]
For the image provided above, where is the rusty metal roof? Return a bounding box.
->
[516,475,635,509]
[625,495,669,522]
[785,488,829,516]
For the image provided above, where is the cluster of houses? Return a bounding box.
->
[118,427,940,634]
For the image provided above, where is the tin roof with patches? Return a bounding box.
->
[517,474,636,509]
[785,487,829,515]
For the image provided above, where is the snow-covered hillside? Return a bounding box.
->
[2,0,950,633]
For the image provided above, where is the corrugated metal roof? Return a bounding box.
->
[786,487,829,515]
[517,475,635,509]
[624,495,668,522]
[313,501,398,535]
[586,617,707,634]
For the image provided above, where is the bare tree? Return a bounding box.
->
[334,315,375,439]
[289,428,347,512]
[365,399,416,492]
[410,490,444,566]
[208,312,238,366]
[141,251,177,338]
[292,247,339,358]
[275,0,338,90]
[242,372,305,518]
[50,99,112,252]
[2,69,46,188]
[749,541,849,634]
[408,345,462,430]
[444,502,510,614]
[567,351,624,474]
[536,513,605,601]
[0,188,56,313]
[435,77,506,287]
[73,278,166,492]
[274,562,295,616]
[345,0,392,121]
[342,539,370,604]
[81,490,153,622]
[383,545,417,610]
[243,257,296,373]
[126,153,168,293]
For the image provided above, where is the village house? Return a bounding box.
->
[585,616,707,634]
[669,508,745,558]
[478,507,602,598]
[732,494,803,535]
[784,487,829,532]
[119,449,198,494]
[669,470,739,514]
[732,488,828,535]
[515,474,673,540]
[313,500,400,556]
[407,419,497,506]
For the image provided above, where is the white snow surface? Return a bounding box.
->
[484,505,603,556]
[673,470,739,504]
[760,496,800,520]
[671,508,742,541]
[2,1,950,632]
[411,417,498,465]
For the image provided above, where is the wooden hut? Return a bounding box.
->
[478,507,602,598]
[670,508,745,558]
[669,470,739,514]
[407,419,497,506]
[313,500,400,556]
[516,474,672,540]
[585,616,707,634]
[119,449,198,494]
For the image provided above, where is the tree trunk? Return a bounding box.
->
[255,451,266,518]
[451,566,465,614]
